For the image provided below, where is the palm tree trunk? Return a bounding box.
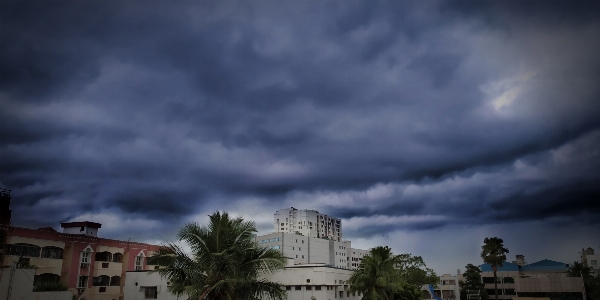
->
[493,270,498,300]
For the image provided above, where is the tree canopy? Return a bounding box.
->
[459,264,488,300]
[481,237,509,300]
[151,211,287,300]
[350,246,437,300]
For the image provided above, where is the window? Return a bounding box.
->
[141,286,157,299]
[34,273,60,287]
[592,260,598,266]
[102,263,109,268]
[292,247,295,250]
[503,277,515,283]
[306,286,312,290]
[504,289,516,295]
[80,226,85,232]
[295,286,301,290]
[93,275,110,286]
[99,287,106,292]
[482,277,495,284]
[8,243,41,257]
[96,251,112,262]
[339,291,344,298]
[78,276,89,288]
[296,255,298,258]
[299,247,301,251]
[302,240,304,243]
[81,252,91,264]
[110,276,121,286]
[315,286,321,290]
[302,255,304,259]
[113,253,123,263]
[135,255,144,270]
[41,247,63,259]
[286,286,291,290]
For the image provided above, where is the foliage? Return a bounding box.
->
[350,247,437,300]
[459,264,488,300]
[481,237,508,300]
[34,281,70,292]
[567,262,598,300]
[394,254,438,300]
[350,246,405,300]
[151,211,287,300]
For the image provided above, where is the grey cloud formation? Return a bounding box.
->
[1,0,599,272]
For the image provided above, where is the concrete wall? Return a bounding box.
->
[124,271,179,300]
[0,268,71,300]
[268,265,361,300]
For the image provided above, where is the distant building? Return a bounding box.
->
[0,194,160,300]
[478,255,585,300]
[422,273,462,300]
[0,188,12,225]
[581,247,599,275]
[274,207,343,241]
[259,208,369,269]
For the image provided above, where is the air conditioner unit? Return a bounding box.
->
[77,288,85,294]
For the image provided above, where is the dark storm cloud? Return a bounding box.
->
[1,1,599,244]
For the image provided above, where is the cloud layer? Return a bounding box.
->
[1,1,599,273]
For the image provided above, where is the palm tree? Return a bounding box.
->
[350,246,404,300]
[151,211,287,300]
[480,237,509,300]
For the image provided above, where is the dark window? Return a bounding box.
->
[41,247,63,259]
[113,253,123,263]
[34,273,60,287]
[482,277,495,284]
[96,252,112,262]
[80,226,85,231]
[486,289,496,296]
[295,286,302,290]
[503,277,515,283]
[306,286,312,290]
[315,286,322,290]
[99,287,106,293]
[110,276,121,286]
[143,286,157,299]
[8,243,41,257]
[504,289,516,295]
[339,291,344,298]
[93,275,110,286]
[286,286,291,290]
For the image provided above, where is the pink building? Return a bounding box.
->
[1,212,160,300]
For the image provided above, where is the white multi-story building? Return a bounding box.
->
[260,208,369,270]
[581,247,599,275]
[274,207,342,242]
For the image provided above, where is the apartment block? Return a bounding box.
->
[274,207,342,242]
[0,193,160,300]
[260,208,369,270]
[581,247,599,275]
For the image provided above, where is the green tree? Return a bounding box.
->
[567,261,596,300]
[151,211,287,300]
[394,254,438,300]
[459,264,488,300]
[350,246,405,300]
[480,237,509,300]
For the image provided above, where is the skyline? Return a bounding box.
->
[1,1,600,274]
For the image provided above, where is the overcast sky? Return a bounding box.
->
[2,1,600,275]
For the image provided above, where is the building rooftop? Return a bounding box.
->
[60,221,102,228]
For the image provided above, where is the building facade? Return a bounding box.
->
[581,247,599,275]
[422,273,463,300]
[1,221,160,300]
[261,208,369,270]
[274,207,343,242]
[479,256,585,300]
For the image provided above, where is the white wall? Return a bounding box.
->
[0,268,72,300]
[268,265,362,300]
[124,271,179,300]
